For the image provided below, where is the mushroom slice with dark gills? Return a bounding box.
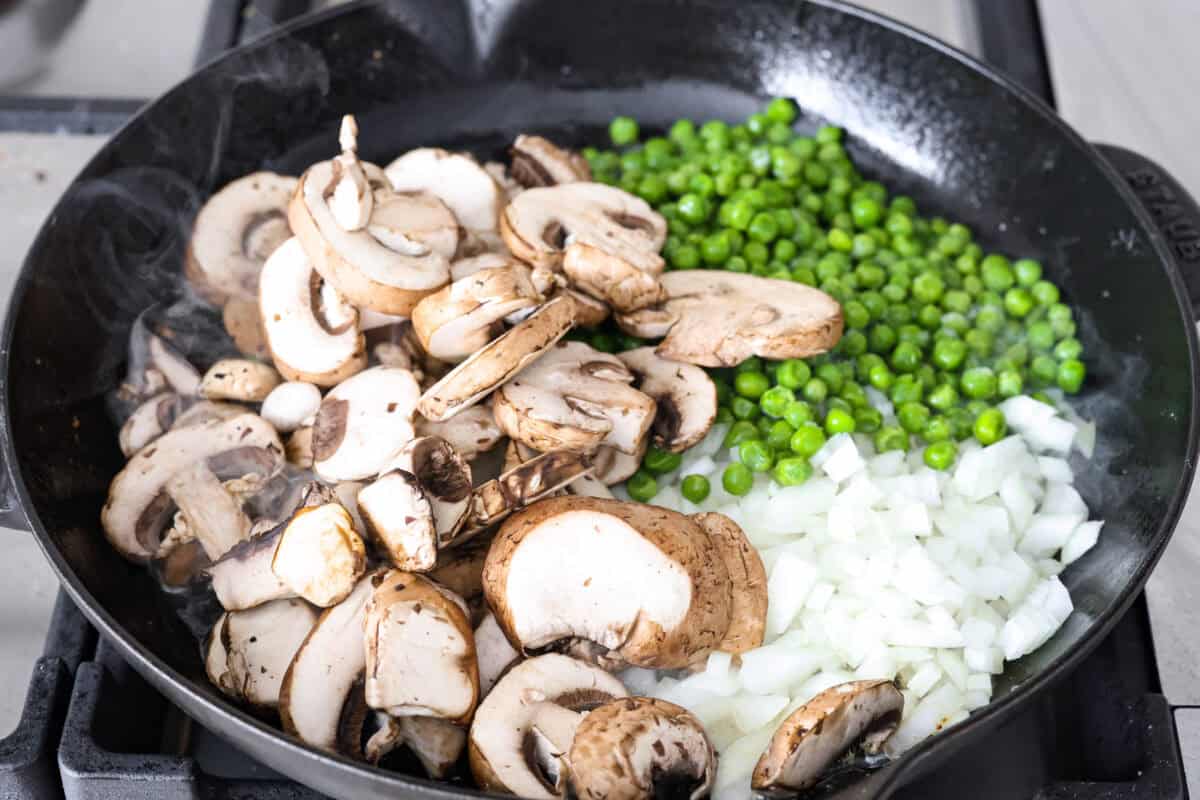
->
[460,449,592,541]
[509,135,591,188]
[616,271,844,367]
[204,599,318,710]
[617,346,717,453]
[185,171,296,306]
[492,341,657,455]
[568,697,716,800]
[499,183,667,313]
[206,497,366,611]
[410,264,545,362]
[357,437,473,571]
[468,654,628,799]
[482,496,732,670]
[752,680,904,792]
[279,571,379,752]
[417,294,576,423]
[258,236,367,387]
[100,413,283,562]
[311,366,421,482]
[415,404,504,461]
[363,571,479,724]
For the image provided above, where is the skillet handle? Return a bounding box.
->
[1095,144,1200,319]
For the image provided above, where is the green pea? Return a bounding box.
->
[743,241,769,266]
[783,400,815,428]
[739,439,775,472]
[671,244,700,269]
[677,193,710,224]
[609,116,640,146]
[890,374,923,404]
[844,301,871,329]
[626,470,658,501]
[669,119,696,143]
[716,407,735,424]
[722,463,754,496]
[643,447,683,475]
[891,341,922,373]
[923,440,958,471]
[961,367,998,400]
[827,228,853,252]
[854,406,883,434]
[1032,280,1061,306]
[973,408,1007,445]
[815,363,845,393]
[874,425,909,453]
[997,369,1024,398]
[776,359,812,389]
[927,383,959,411]
[1054,337,1083,361]
[1014,258,1043,286]
[802,377,829,404]
[748,212,780,243]
[942,290,972,314]
[1027,321,1055,351]
[760,386,796,418]
[1004,287,1035,318]
[932,337,967,370]
[1057,358,1086,393]
[723,420,759,448]
[731,396,761,421]
[701,232,732,265]
[868,363,894,391]
[870,324,898,354]
[771,456,813,487]
[975,306,1005,333]
[839,381,868,409]
[756,415,776,435]
[790,424,827,457]
[912,272,946,304]
[897,402,931,434]
[681,474,711,504]
[981,255,1015,291]
[923,416,954,442]
[964,328,994,357]
[766,419,796,451]
[824,407,856,435]
[735,371,770,399]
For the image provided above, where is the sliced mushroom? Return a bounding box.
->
[484,160,524,203]
[199,358,282,402]
[617,347,717,453]
[411,265,545,362]
[328,115,374,231]
[617,271,844,367]
[279,572,378,751]
[185,171,296,305]
[170,399,246,430]
[415,405,504,461]
[475,612,521,697]
[752,680,904,792]
[366,715,469,777]
[492,341,657,455]
[565,472,613,499]
[692,512,767,657]
[385,147,504,234]
[312,366,421,481]
[207,500,366,611]
[261,381,322,433]
[363,570,479,724]
[510,135,591,188]
[290,151,456,315]
[259,237,367,386]
[165,461,251,560]
[145,333,202,396]
[100,413,283,562]
[568,697,715,800]
[564,289,610,328]
[468,654,628,799]
[204,599,318,709]
[561,243,666,314]
[417,294,575,422]
[482,496,731,669]
[506,441,608,499]
[429,533,492,616]
[118,393,185,457]
[450,253,517,282]
[590,444,644,486]
[286,427,314,468]
[462,449,592,540]
[223,295,270,359]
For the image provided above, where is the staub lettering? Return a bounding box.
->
[1125,168,1200,262]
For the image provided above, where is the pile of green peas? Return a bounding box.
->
[588,99,1087,503]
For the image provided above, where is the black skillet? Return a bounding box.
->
[3,1,1200,798]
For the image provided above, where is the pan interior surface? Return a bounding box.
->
[4,1,1193,797]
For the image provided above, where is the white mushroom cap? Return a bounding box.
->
[482,496,732,669]
[311,366,421,481]
[617,271,844,367]
[258,237,367,387]
[752,680,904,791]
[468,654,627,799]
[417,294,576,422]
[260,381,322,433]
[492,340,657,455]
[568,697,716,800]
[412,265,544,362]
[100,413,283,561]
[363,570,479,724]
[385,147,504,233]
[509,135,591,188]
[204,599,318,709]
[692,511,767,657]
[199,358,282,402]
[289,156,456,315]
[475,612,521,697]
[185,171,296,305]
[415,405,504,461]
[617,347,717,453]
[279,572,377,751]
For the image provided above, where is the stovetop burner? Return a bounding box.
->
[0,2,1189,798]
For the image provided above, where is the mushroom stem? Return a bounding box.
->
[165,462,251,560]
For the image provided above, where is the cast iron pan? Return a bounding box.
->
[2,1,1199,797]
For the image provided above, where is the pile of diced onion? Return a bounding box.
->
[616,395,1101,800]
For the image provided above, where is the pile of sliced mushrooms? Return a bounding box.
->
[100,116,899,797]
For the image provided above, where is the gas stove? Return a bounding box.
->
[0,2,1190,798]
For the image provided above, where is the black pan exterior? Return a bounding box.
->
[2,1,1196,797]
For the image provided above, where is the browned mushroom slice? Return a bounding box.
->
[468,654,628,799]
[385,147,504,236]
[492,341,657,455]
[617,347,717,453]
[312,366,421,481]
[411,265,544,362]
[509,135,591,188]
[101,413,283,562]
[461,450,592,541]
[363,571,479,724]
[482,496,731,669]
[752,680,904,792]
[199,358,282,402]
[185,171,296,305]
[617,271,844,367]
[417,294,576,422]
[692,512,767,656]
[204,599,318,710]
[568,697,716,800]
[259,237,367,387]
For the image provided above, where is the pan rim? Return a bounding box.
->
[2,0,1196,796]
